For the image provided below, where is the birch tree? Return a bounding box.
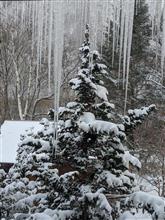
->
[0,17,48,122]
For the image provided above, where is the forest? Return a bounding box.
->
[0,1,165,220]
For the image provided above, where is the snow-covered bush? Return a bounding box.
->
[125,191,165,220]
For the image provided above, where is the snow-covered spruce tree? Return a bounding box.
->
[0,169,6,218]
[47,25,156,219]
[0,119,64,217]
[1,25,158,220]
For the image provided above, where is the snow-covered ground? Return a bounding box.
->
[0,121,42,163]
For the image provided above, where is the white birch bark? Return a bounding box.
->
[11,34,24,120]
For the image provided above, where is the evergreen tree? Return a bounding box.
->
[102,0,163,150]
[48,25,156,219]
[132,0,151,60]
[102,0,153,111]
[1,25,159,220]
[0,119,61,216]
[0,169,6,218]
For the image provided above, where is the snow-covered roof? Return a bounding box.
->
[0,120,42,163]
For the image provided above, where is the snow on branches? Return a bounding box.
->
[126,191,165,220]
[0,26,158,220]
[123,104,156,131]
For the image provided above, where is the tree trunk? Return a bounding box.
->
[161,157,165,197]
[23,67,32,119]
[11,35,24,120]
[13,58,24,120]
[3,82,11,122]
